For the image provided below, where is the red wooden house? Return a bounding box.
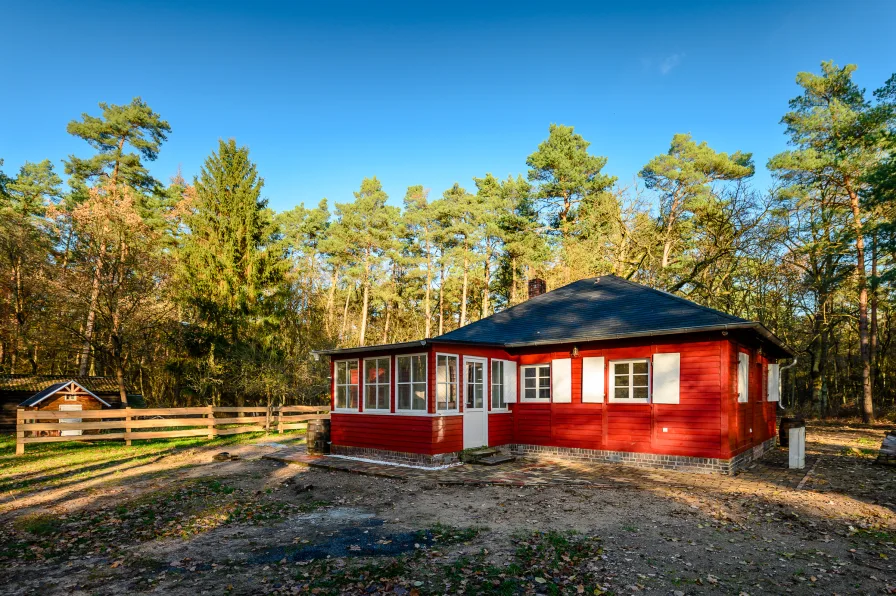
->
[316,276,792,474]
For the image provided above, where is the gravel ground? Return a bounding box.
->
[1,422,894,595]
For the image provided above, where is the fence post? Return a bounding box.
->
[207,405,216,440]
[16,409,25,456]
[125,407,132,446]
[278,406,284,434]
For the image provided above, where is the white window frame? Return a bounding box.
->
[64,395,78,401]
[435,353,459,413]
[491,359,510,410]
[396,353,428,412]
[363,356,391,412]
[737,351,749,403]
[520,364,551,402]
[608,358,651,404]
[334,359,360,411]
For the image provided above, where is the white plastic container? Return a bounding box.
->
[788,426,805,469]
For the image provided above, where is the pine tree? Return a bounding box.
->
[769,62,894,422]
[640,133,754,271]
[324,178,398,346]
[65,98,170,375]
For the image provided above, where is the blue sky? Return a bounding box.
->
[2,0,895,213]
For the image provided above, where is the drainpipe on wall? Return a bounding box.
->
[778,357,798,411]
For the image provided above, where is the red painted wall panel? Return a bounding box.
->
[488,412,513,446]
[331,413,462,455]
[330,332,778,461]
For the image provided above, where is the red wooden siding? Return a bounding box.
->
[329,332,778,461]
[331,413,462,455]
[488,412,513,446]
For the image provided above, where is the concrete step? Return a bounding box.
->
[472,454,516,466]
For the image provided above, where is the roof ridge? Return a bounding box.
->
[603,275,747,323]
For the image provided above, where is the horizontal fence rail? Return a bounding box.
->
[15,405,330,455]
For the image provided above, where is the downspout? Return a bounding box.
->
[777,357,798,411]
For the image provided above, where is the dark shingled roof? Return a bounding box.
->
[433,276,792,356]
[0,375,146,407]
[18,381,112,407]
[314,276,793,358]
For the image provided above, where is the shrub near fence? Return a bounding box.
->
[15,405,330,455]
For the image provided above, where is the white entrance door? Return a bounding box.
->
[59,404,83,436]
[463,357,488,449]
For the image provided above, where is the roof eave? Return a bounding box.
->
[501,322,794,357]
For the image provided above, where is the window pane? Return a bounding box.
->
[492,385,502,408]
[633,374,649,387]
[539,365,551,379]
[524,387,536,400]
[348,386,359,409]
[412,383,426,410]
[378,358,390,384]
[397,384,410,409]
[436,356,447,384]
[492,360,502,381]
[447,358,457,383]
[524,367,536,378]
[448,383,457,409]
[336,386,346,409]
[614,362,629,375]
[397,357,411,383]
[615,374,629,387]
[614,387,629,400]
[475,384,483,408]
[633,361,648,375]
[364,385,376,409]
[538,388,550,400]
[336,362,346,385]
[633,386,649,400]
[412,355,426,381]
[524,378,536,389]
[378,386,390,409]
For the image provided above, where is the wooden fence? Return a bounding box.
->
[15,405,330,455]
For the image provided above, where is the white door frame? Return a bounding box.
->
[59,404,83,436]
[462,356,488,449]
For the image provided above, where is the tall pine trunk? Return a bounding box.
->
[871,231,879,391]
[848,188,873,423]
[438,262,445,335]
[460,252,469,327]
[424,240,432,338]
[359,253,371,346]
[325,269,338,335]
[78,244,105,376]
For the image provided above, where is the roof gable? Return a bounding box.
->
[434,275,752,347]
[19,380,113,408]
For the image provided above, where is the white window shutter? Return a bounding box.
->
[652,352,680,404]
[581,357,605,403]
[737,352,749,403]
[503,360,518,403]
[552,358,572,403]
[767,363,780,402]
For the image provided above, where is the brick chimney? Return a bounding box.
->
[528,278,547,300]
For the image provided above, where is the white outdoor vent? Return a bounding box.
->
[503,360,518,403]
[652,352,680,404]
[581,357,605,403]
[767,363,780,402]
[552,358,572,403]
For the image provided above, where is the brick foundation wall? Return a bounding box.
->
[509,437,777,475]
[331,438,778,474]
[330,445,460,468]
